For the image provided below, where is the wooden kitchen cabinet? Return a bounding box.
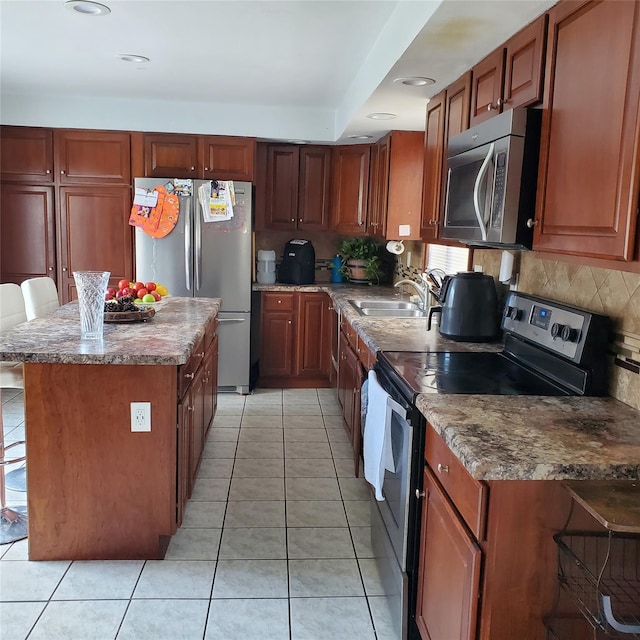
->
[532,0,640,261]
[416,465,482,640]
[0,126,54,183]
[369,131,424,241]
[444,72,472,142]
[259,144,331,230]
[57,186,133,302]
[259,292,332,387]
[55,130,131,185]
[0,184,56,285]
[470,15,547,127]
[420,90,446,242]
[143,133,255,181]
[331,144,371,234]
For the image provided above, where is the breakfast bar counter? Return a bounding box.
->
[0,297,220,560]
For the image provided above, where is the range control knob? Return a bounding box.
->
[561,325,579,343]
[506,306,523,321]
[551,322,562,339]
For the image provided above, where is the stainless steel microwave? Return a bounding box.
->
[441,107,542,249]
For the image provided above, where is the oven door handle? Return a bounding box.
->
[473,142,494,242]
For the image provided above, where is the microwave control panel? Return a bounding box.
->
[502,293,608,365]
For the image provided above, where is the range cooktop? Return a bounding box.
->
[377,292,610,400]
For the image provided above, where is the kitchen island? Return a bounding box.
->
[0,297,220,560]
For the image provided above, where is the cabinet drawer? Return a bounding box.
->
[340,316,358,350]
[356,336,375,370]
[263,292,295,312]
[178,336,206,399]
[426,425,488,540]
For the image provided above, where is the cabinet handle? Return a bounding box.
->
[291,218,295,222]
[204,167,209,171]
[487,102,499,112]
[48,266,54,271]
[288,320,292,325]
[188,406,194,411]
[198,351,205,357]
[60,170,66,175]
[277,300,282,304]
[415,489,426,499]
[184,372,195,379]
[190,166,195,171]
[299,219,303,223]
[62,267,67,272]
[437,463,449,474]
[526,218,539,228]
[46,169,51,174]
[429,219,438,226]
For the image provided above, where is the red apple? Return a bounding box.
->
[137,287,148,298]
[151,290,161,301]
[118,279,129,290]
[145,282,156,292]
[133,281,145,292]
[106,287,117,298]
[115,289,126,299]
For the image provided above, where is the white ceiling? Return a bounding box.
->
[0,0,556,143]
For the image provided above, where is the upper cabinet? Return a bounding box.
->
[419,76,471,242]
[143,133,255,181]
[55,130,131,185]
[1,126,54,183]
[533,0,640,261]
[370,131,424,241]
[331,144,371,235]
[469,14,547,128]
[256,143,331,231]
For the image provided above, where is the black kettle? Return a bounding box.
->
[427,272,499,342]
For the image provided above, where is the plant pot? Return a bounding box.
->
[347,259,370,283]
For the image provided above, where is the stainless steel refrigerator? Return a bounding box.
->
[134,178,252,393]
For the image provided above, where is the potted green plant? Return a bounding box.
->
[338,238,382,284]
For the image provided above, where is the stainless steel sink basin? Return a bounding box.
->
[359,308,427,318]
[348,299,426,317]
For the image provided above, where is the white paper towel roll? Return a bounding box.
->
[499,251,514,283]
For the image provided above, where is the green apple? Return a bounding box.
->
[142,294,156,303]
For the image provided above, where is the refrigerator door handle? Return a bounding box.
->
[195,189,202,291]
[184,196,192,291]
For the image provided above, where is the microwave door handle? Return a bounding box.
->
[473,143,494,242]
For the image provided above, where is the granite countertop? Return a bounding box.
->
[0,297,220,365]
[416,394,640,481]
[253,283,503,354]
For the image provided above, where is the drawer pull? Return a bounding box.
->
[184,372,195,379]
[437,463,449,474]
[415,489,425,499]
[198,351,205,357]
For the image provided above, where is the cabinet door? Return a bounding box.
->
[260,307,295,378]
[416,466,482,640]
[343,340,359,448]
[534,0,640,261]
[298,146,331,230]
[144,134,199,178]
[265,145,299,229]
[1,126,54,182]
[445,72,472,141]
[503,14,547,110]
[189,364,206,494]
[470,48,506,127]
[367,144,380,237]
[55,130,131,185]
[295,292,327,377]
[0,184,56,284]
[176,399,190,527]
[374,135,390,239]
[420,91,446,241]
[201,136,255,181]
[322,296,335,383]
[57,186,133,302]
[203,345,216,435]
[331,145,370,235]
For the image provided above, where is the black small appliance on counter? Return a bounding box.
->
[278,239,315,285]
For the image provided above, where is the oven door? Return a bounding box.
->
[442,135,521,245]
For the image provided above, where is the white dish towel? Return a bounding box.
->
[363,369,406,501]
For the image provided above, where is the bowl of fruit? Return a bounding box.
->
[105,280,169,306]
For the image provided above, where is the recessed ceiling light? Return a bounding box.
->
[117,54,150,63]
[65,1,111,15]
[287,140,308,145]
[348,135,373,140]
[366,113,397,120]
[393,77,436,87]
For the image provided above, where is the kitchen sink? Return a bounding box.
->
[348,299,427,317]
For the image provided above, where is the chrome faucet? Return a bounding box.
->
[394,278,428,310]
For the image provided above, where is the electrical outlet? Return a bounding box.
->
[130,402,151,432]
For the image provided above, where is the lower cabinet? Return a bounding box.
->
[259,291,332,387]
[176,320,218,527]
[416,466,482,640]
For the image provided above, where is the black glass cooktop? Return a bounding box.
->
[378,351,570,398]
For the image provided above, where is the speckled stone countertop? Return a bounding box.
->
[416,394,640,481]
[253,283,503,354]
[0,297,220,365]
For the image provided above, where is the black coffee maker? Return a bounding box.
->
[278,239,315,285]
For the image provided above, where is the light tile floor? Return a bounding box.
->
[0,388,395,640]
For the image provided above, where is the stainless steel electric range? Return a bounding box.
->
[370,292,610,640]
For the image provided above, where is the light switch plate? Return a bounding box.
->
[130,402,151,432]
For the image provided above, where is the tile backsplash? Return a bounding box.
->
[475,250,640,410]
